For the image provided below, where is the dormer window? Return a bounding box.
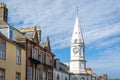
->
[9,29,13,40]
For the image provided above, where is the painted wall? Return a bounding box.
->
[0,38,26,80]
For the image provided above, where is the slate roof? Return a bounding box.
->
[40,42,46,47]
[0,31,8,39]
[0,20,8,26]
[0,20,9,28]
[0,32,25,49]
[24,31,35,39]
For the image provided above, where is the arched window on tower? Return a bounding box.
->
[74,39,77,43]
[79,39,81,42]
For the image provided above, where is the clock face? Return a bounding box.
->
[73,47,79,54]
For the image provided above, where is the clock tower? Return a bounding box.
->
[70,14,86,74]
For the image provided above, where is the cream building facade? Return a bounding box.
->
[0,3,26,80]
[0,32,26,80]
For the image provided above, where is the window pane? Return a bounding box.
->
[36,69,39,80]
[0,41,5,59]
[43,72,46,80]
[16,73,20,80]
[0,69,5,80]
[10,29,13,40]
[48,72,52,80]
[28,67,32,80]
[16,48,21,64]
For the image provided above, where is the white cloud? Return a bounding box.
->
[84,22,120,44]
[2,0,120,78]
[94,36,120,49]
[87,47,120,78]
[4,0,120,50]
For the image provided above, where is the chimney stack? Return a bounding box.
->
[0,3,8,22]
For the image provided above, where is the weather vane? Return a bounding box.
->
[77,6,79,15]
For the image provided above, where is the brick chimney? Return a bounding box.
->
[86,68,92,74]
[103,74,108,80]
[0,3,8,22]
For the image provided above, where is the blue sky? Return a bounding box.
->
[2,0,120,78]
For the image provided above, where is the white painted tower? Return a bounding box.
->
[70,14,86,74]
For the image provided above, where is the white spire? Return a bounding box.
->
[71,15,84,44]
